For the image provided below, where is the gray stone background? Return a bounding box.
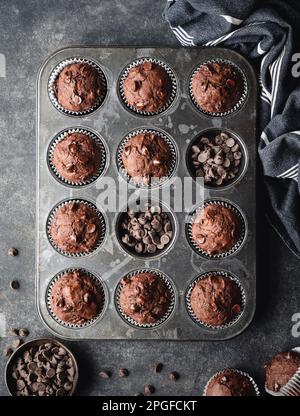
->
[0,0,299,396]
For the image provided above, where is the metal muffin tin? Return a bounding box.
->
[36,47,257,340]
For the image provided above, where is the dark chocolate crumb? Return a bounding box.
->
[169,371,179,381]
[19,328,29,337]
[12,338,22,349]
[3,347,13,358]
[144,384,155,395]
[10,281,20,290]
[119,368,129,378]
[8,328,19,337]
[154,362,163,373]
[8,247,18,257]
[99,370,111,379]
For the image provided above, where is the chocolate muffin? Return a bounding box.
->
[191,204,240,255]
[191,62,244,114]
[50,270,103,325]
[189,274,243,326]
[54,62,103,112]
[205,370,257,396]
[49,201,103,254]
[121,132,172,185]
[265,351,300,393]
[51,132,102,183]
[122,61,172,113]
[118,272,172,325]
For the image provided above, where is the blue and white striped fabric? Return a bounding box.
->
[164,0,300,257]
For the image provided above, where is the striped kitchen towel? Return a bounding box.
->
[164,0,300,257]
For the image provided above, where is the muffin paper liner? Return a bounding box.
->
[48,57,107,116]
[117,128,178,189]
[47,128,108,187]
[115,200,177,260]
[46,199,107,258]
[46,268,106,329]
[186,129,248,191]
[185,270,246,330]
[203,368,260,396]
[189,58,248,117]
[115,268,176,329]
[186,199,247,259]
[118,57,177,116]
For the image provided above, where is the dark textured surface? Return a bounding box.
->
[0,0,300,396]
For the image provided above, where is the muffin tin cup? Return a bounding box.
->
[186,199,247,259]
[185,270,246,330]
[186,128,249,191]
[117,128,178,189]
[203,369,260,396]
[115,268,176,329]
[46,268,107,329]
[265,347,300,396]
[47,127,108,187]
[189,58,248,117]
[48,57,107,116]
[46,198,107,258]
[118,57,177,116]
[115,198,178,260]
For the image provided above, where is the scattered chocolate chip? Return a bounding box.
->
[8,247,18,257]
[154,362,163,373]
[19,328,29,337]
[3,347,13,358]
[8,328,19,337]
[119,368,129,378]
[99,370,111,379]
[144,384,155,395]
[169,371,179,381]
[10,280,20,290]
[12,338,22,349]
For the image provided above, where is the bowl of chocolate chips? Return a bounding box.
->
[5,338,78,396]
[187,129,248,189]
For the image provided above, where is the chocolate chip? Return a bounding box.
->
[3,347,13,358]
[8,247,18,257]
[154,362,163,373]
[8,328,19,337]
[119,368,129,378]
[99,370,111,379]
[144,384,155,395]
[10,280,20,290]
[19,328,29,337]
[169,371,179,381]
[12,338,22,349]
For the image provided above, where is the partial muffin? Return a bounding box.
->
[54,62,103,112]
[50,270,103,325]
[191,204,240,255]
[118,272,172,325]
[51,132,102,183]
[265,351,300,393]
[49,201,102,254]
[205,369,257,396]
[189,273,242,326]
[122,61,172,113]
[191,62,244,114]
[121,132,172,185]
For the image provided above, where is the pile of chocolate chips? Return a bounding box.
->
[121,204,173,255]
[11,341,76,396]
[191,132,242,186]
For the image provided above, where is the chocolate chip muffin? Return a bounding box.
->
[205,370,257,396]
[49,201,103,254]
[264,351,300,393]
[122,61,172,113]
[191,62,244,114]
[121,132,172,185]
[118,272,172,325]
[189,274,243,326]
[54,62,104,112]
[191,204,240,255]
[50,270,103,325]
[51,132,102,183]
